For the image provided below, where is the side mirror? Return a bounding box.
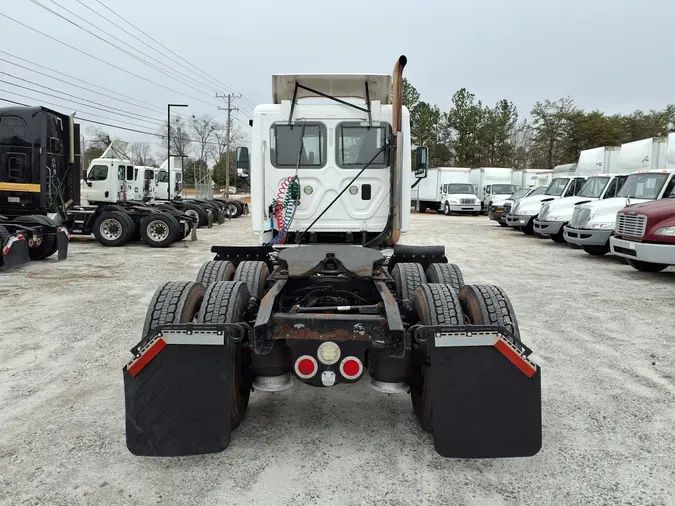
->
[414,146,428,179]
[236,146,250,177]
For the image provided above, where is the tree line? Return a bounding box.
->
[82,114,245,189]
[403,79,675,170]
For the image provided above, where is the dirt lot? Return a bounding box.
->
[1,213,674,506]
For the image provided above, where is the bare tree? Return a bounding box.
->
[157,116,192,162]
[190,113,217,165]
[209,118,244,164]
[130,142,155,166]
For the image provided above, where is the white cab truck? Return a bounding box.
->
[564,136,672,255]
[469,167,517,212]
[505,162,587,234]
[534,172,553,187]
[511,169,551,189]
[122,59,543,460]
[412,167,480,214]
[489,186,547,226]
[533,146,622,241]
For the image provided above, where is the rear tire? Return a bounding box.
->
[522,219,534,235]
[184,203,207,227]
[92,211,132,247]
[233,260,270,299]
[392,263,427,304]
[626,260,668,272]
[196,260,236,284]
[197,281,252,429]
[0,225,9,246]
[457,284,520,342]
[141,281,205,339]
[498,222,508,227]
[425,263,464,291]
[140,213,180,248]
[582,244,609,256]
[551,230,567,243]
[410,283,463,432]
[225,201,243,218]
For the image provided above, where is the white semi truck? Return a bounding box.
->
[504,162,587,234]
[412,167,481,214]
[123,57,542,460]
[469,167,517,212]
[564,136,673,256]
[533,146,622,242]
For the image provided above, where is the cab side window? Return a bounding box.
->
[88,164,108,181]
[663,177,675,198]
[567,178,583,196]
[604,178,618,198]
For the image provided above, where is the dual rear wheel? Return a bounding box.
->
[392,261,521,432]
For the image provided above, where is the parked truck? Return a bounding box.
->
[123,57,542,460]
[412,167,481,214]
[609,198,675,272]
[1,105,74,270]
[469,167,517,212]
[511,169,552,189]
[489,186,547,226]
[533,145,623,242]
[505,162,588,234]
[563,136,673,256]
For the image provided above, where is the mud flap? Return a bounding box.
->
[207,211,214,228]
[2,234,30,270]
[429,328,542,458]
[124,328,233,456]
[217,209,225,225]
[56,228,69,261]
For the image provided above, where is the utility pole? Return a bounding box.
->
[217,93,240,198]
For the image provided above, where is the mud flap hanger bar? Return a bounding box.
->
[129,323,251,357]
[288,82,372,126]
[411,324,538,378]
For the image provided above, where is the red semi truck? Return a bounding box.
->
[610,199,675,272]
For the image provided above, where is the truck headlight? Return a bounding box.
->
[588,222,614,229]
[549,215,570,222]
[449,199,458,204]
[521,209,539,216]
[654,226,675,236]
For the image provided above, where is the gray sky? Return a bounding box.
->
[2,0,674,153]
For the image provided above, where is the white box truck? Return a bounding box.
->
[511,169,552,189]
[469,167,517,212]
[412,167,481,214]
[533,146,622,241]
[505,163,588,234]
[564,135,672,256]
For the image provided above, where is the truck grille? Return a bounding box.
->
[570,207,591,228]
[503,202,512,214]
[539,203,551,220]
[615,214,647,237]
[460,198,474,205]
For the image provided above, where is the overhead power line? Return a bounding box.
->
[91,0,257,112]
[0,12,215,108]
[26,0,222,107]
[0,51,165,114]
[0,73,166,127]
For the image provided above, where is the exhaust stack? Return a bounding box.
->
[386,55,407,246]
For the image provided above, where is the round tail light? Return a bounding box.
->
[294,355,318,379]
[317,341,340,365]
[340,357,363,380]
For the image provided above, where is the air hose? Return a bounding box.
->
[269,176,300,244]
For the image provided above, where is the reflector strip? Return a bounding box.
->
[494,338,537,378]
[127,338,166,376]
[0,182,41,193]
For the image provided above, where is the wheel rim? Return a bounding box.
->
[185,209,199,222]
[100,219,123,240]
[444,204,449,215]
[226,204,238,216]
[147,220,170,241]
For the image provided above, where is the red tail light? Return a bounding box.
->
[295,355,318,379]
[340,357,363,380]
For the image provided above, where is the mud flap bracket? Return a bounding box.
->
[1,234,30,270]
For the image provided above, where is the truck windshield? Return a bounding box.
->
[529,186,547,196]
[446,184,475,194]
[511,188,531,199]
[271,123,326,168]
[617,173,669,199]
[337,123,390,168]
[545,178,569,196]
[492,184,517,194]
[578,177,609,198]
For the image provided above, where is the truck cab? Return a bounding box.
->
[489,185,546,226]
[469,167,516,212]
[610,198,675,272]
[439,182,481,215]
[564,169,675,255]
[533,173,628,241]
[505,173,587,234]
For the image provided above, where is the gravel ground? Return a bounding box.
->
[1,213,674,506]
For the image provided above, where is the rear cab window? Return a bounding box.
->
[270,122,327,168]
[336,122,390,169]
